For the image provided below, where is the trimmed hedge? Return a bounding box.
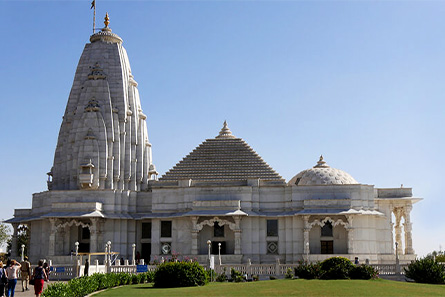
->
[405,257,445,284]
[153,261,208,288]
[42,271,154,297]
[320,257,355,279]
[295,257,378,280]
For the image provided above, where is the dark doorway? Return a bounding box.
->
[141,243,151,264]
[212,241,226,255]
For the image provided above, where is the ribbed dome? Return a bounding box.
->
[288,156,358,186]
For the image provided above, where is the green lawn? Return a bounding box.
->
[93,279,445,297]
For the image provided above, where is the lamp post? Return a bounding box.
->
[395,241,400,275]
[107,241,112,266]
[306,242,309,263]
[218,242,222,265]
[75,242,79,277]
[207,240,212,281]
[21,244,25,262]
[132,243,136,265]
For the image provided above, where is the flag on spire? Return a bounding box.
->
[91,0,95,9]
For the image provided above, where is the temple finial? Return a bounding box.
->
[216,121,235,139]
[314,155,329,168]
[104,12,110,28]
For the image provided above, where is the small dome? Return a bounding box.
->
[288,156,358,186]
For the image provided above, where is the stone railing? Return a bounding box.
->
[42,260,408,280]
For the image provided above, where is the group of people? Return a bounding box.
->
[0,257,50,297]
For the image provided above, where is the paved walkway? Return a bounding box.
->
[6,280,61,297]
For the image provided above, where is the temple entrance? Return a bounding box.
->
[78,226,90,253]
[141,243,151,264]
[212,241,226,255]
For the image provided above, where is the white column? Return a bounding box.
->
[346,215,354,254]
[191,217,199,255]
[48,218,56,256]
[303,216,310,259]
[403,205,414,254]
[90,218,98,253]
[10,223,19,258]
[63,225,70,255]
[234,216,242,255]
[393,207,403,254]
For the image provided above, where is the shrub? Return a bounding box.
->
[269,276,277,280]
[153,261,208,288]
[230,268,244,282]
[349,265,379,280]
[294,261,322,279]
[320,257,354,280]
[285,267,294,279]
[252,275,259,281]
[42,282,71,297]
[405,257,445,284]
[216,268,228,282]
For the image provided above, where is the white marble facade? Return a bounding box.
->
[7,18,421,265]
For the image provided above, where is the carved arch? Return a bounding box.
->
[196,217,236,231]
[55,219,90,231]
[308,217,349,229]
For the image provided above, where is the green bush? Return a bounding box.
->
[295,261,322,279]
[215,268,228,282]
[285,267,294,279]
[153,261,208,288]
[320,257,354,280]
[42,272,147,297]
[405,257,445,284]
[42,282,72,297]
[230,268,244,282]
[349,265,379,280]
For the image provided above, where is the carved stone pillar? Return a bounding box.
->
[403,205,414,254]
[393,207,403,254]
[234,216,242,255]
[346,215,354,254]
[64,225,70,255]
[303,216,310,256]
[10,223,19,258]
[191,217,199,255]
[90,218,98,253]
[48,219,57,256]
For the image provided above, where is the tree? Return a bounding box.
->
[0,223,11,248]
[6,224,28,257]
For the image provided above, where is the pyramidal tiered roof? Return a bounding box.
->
[160,122,284,182]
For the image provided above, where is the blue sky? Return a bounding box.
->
[1,0,444,256]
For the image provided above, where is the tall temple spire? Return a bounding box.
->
[50,21,154,191]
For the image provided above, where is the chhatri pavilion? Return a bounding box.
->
[7,15,421,265]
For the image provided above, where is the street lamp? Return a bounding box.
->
[306,242,309,262]
[218,242,222,265]
[207,240,212,282]
[21,244,25,262]
[107,241,112,265]
[132,243,136,265]
[74,242,79,277]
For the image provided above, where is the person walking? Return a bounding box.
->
[20,256,31,291]
[84,259,89,276]
[5,259,21,297]
[0,261,7,297]
[32,260,47,297]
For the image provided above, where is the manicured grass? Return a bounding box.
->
[94,279,445,297]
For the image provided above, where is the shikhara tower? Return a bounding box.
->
[8,14,421,268]
[51,13,156,192]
